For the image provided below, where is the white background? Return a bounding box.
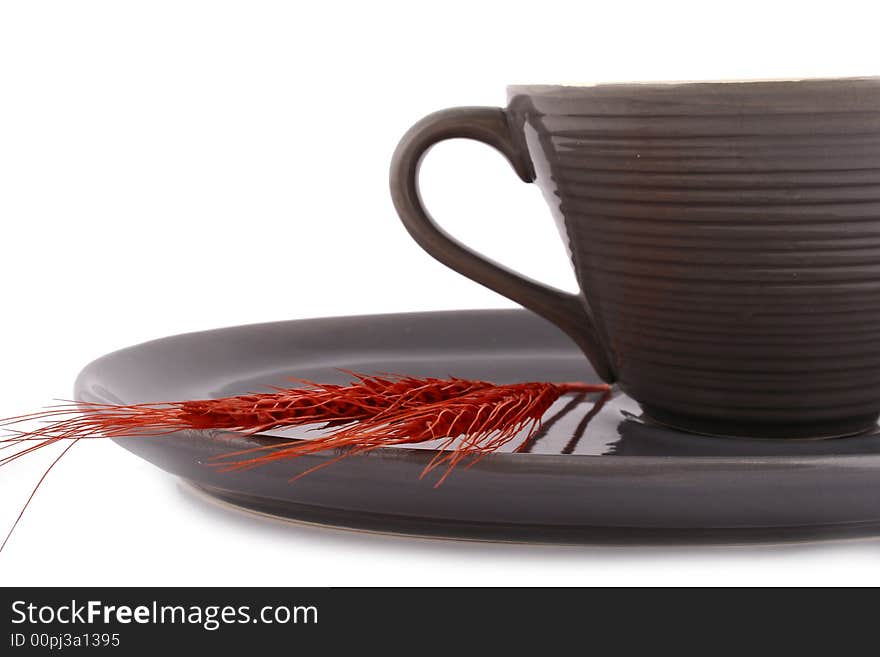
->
[2,0,880,586]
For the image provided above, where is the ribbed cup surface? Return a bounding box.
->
[508,79,880,436]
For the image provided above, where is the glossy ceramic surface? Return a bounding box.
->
[75,310,880,543]
[391,78,880,438]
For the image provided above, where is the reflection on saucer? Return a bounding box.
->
[519,388,880,457]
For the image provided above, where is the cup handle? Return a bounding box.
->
[390,106,615,382]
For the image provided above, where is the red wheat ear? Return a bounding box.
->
[0,373,610,550]
[0,374,608,459]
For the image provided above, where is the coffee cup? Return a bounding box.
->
[390,78,880,438]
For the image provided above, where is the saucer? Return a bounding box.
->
[74,309,880,544]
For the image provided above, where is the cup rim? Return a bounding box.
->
[507,75,880,96]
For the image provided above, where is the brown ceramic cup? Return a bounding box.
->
[390,78,880,439]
